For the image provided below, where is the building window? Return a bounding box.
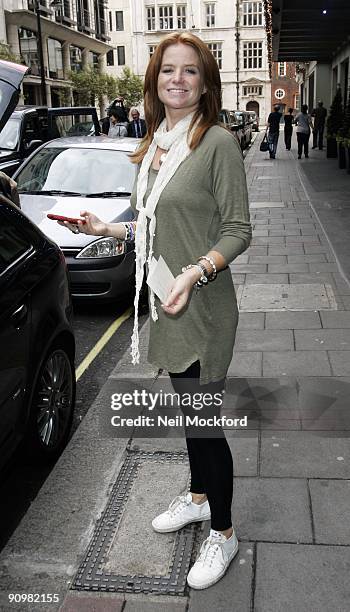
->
[47,38,63,79]
[243,85,263,96]
[117,46,125,65]
[146,6,156,31]
[242,2,263,26]
[149,44,157,58]
[294,93,300,110]
[115,10,124,31]
[106,50,114,66]
[275,88,285,99]
[278,62,286,77]
[177,5,187,29]
[108,11,112,31]
[207,43,222,69]
[159,5,173,30]
[243,42,263,69]
[205,3,215,27]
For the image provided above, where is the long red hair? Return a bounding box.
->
[130,32,222,164]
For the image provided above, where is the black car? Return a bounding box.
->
[0,104,101,177]
[0,60,76,469]
[233,111,253,149]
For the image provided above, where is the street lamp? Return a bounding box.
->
[34,0,47,104]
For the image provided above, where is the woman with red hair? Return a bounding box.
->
[61,32,251,589]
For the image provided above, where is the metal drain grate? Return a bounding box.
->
[71,450,199,596]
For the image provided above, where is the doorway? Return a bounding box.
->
[246,100,259,117]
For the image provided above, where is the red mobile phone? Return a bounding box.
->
[47,213,86,224]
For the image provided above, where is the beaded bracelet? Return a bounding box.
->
[197,255,217,281]
[181,263,208,290]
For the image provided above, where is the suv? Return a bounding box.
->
[219,109,244,150]
[0,105,101,177]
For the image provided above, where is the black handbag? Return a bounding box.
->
[260,133,269,152]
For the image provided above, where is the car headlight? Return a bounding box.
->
[76,237,126,258]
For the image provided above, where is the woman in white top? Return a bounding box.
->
[294,104,313,159]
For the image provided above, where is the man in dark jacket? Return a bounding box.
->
[311,101,327,150]
[127,108,147,138]
[267,104,282,159]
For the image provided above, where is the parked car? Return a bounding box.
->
[247,110,259,132]
[0,105,101,177]
[14,136,139,302]
[218,109,244,150]
[0,60,76,470]
[233,111,253,148]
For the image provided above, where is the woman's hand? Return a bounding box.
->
[161,268,200,316]
[58,211,107,236]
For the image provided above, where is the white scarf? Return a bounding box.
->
[131,111,196,364]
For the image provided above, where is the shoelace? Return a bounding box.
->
[167,494,191,516]
[198,536,226,568]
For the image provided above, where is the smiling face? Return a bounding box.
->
[157,43,206,124]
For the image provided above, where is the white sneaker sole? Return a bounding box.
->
[152,511,211,533]
[187,540,239,590]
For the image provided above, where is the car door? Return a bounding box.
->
[0,206,33,457]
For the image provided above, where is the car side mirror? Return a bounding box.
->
[25,139,43,154]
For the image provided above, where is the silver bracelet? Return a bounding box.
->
[197,255,217,281]
[181,264,208,288]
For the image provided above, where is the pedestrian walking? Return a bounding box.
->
[295,104,313,159]
[266,104,282,158]
[107,108,128,138]
[59,31,251,590]
[311,100,327,150]
[284,107,294,150]
[127,108,147,138]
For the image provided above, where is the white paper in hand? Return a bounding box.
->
[146,255,175,303]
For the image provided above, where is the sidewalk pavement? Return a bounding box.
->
[1,131,350,612]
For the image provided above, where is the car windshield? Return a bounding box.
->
[16,146,136,195]
[0,118,20,150]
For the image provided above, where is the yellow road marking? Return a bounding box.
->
[75,306,133,381]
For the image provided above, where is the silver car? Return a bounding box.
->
[14,136,140,302]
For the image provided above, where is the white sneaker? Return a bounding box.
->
[152,493,211,533]
[187,528,239,589]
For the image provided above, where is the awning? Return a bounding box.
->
[5,9,112,54]
[266,0,350,62]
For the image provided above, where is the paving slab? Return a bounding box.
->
[235,329,293,352]
[251,236,285,245]
[227,351,262,377]
[238,283,336,312]
[226,431,259,477]
[249,255,287,264]
[260,431,350,478]
[230,263,267,274]
[265,311,321,329]
[267,263,310,273]
[236,312,265,330]
[60,593,125,612]
[254,543,350,612]
[309,262,340,273]
[328,351,350,376]
[287,253,327,263]
[232,478,312,543]
[244,273,289,284]
[263,351,332,377]
[268,245,304,255]
[124,597,187,611]
[310,479,350,545]
[294,328,350,350]
[297,377,350,431]
[269,228,301,236]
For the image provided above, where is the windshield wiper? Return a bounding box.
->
[86,191,131,198]
[20,189,82,196]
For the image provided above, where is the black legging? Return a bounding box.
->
[169,361,233,531]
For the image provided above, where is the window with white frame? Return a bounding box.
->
[146,6,156,31]
[207,43,222,69]
[149,45,157,58]
[275,88,285,99]
[294,93,300,110]
[243,42,263,69]
[177,5,187,29]
[159,5,173,29]
[278,62,286,77]
[243,85,263,96]
[115,10,124,31]
[242,2,263,26]
[205,3,216,27]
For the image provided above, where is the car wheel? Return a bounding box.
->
[24,346,75,461]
